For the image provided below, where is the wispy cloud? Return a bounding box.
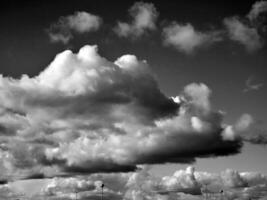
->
[224,16,263,52]
[114,2,159,38]
[243,76,264,92]
[47,11,102,44]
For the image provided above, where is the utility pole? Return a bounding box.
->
[204,184,208,200]
[101,183,104,200]
[220,190,223,200]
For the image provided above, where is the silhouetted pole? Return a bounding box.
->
[205,184,208,200]
[220,190,223,200]
[101,183,104,200]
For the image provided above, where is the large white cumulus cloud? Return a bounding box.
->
[0,44,264,180]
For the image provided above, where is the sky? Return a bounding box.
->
[0,0,267,199]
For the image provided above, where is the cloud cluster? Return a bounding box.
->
[114,2,159,38]
[45,1,267,53]
[48,11,102,44]
[42,177,95,196]
[159,167,267,200]
[163,0,267,53]
[0,184,26,200]
[5,166,267,200]
[0,44,259,180]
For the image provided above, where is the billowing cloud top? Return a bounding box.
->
[0,45,265,181]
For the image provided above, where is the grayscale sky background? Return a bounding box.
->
[0,0,267,199]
